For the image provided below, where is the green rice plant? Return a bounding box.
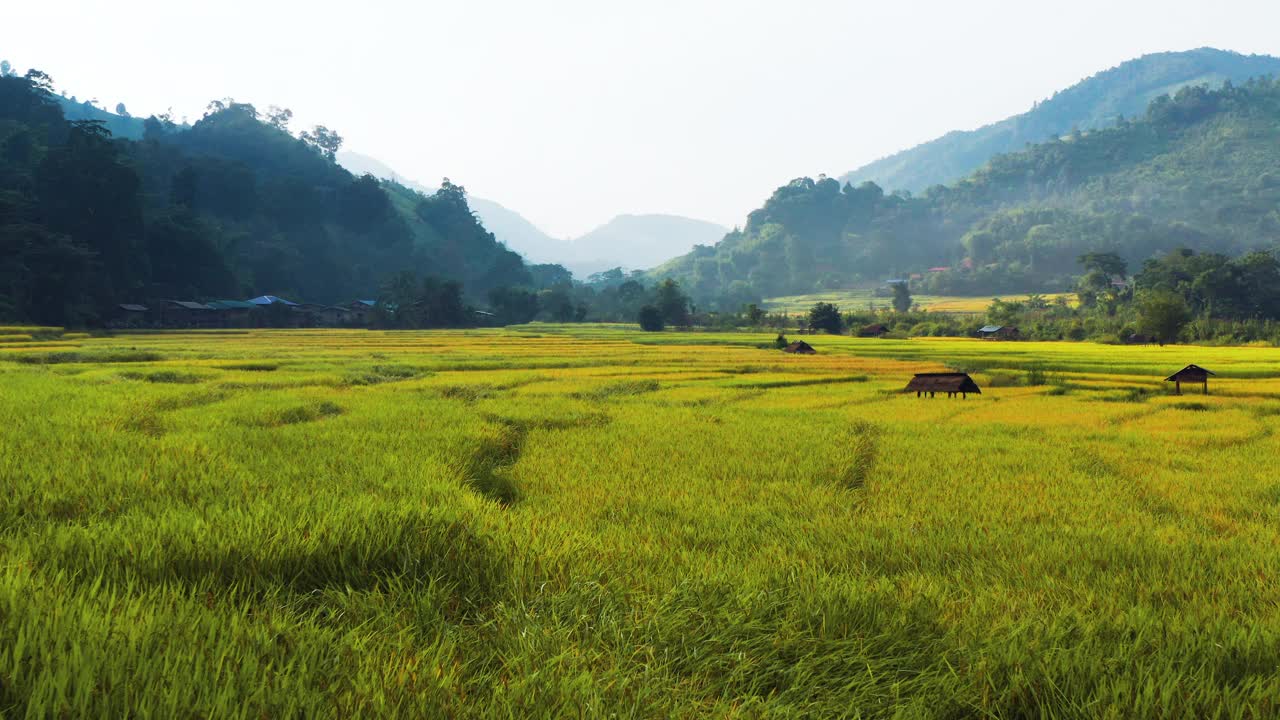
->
[1,327,1279,717]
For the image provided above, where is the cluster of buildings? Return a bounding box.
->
[110,296,380,329]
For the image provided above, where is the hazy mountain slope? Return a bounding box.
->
[337,151,568,263]
[55,97,146,139]
[338,152,726,275]
[654,77,1280,305]
[567,214,729,277]
[841,48,1280,193]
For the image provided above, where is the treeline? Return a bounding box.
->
[0,69,540,326]
[777,248,1280,346]
[654,76,1280,307]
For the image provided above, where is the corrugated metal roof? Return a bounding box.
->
[207,300,258,310]
[978,325,1002,333]
[118,304,148,312]
[168,300,212,310]
[247,295,298,306]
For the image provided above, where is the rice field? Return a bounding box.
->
[2,325,1279,718]
[761,290,1076,314]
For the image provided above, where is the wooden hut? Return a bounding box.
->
[905,372,981,398]
[1165,364,1214,395]
[858,323,889,338]
[782,340,816,354]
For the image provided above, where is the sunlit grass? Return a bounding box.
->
[1,325,1279,717]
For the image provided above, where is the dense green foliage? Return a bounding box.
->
[0,72,535,325]
[806,301,843,333]
[655,75,1280,309]
[841,47,1280,192]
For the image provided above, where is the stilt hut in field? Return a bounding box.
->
[1165,364,1214,395]
[905,372,981,398]
[783,340,817,354]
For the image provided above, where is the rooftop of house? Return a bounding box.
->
[248,295,298,306]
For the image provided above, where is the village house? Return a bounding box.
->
[157,300,215,328]
[205,300,259,327]
[110,304,150,329]
[978,325,1020,340]
[346,299,377,325]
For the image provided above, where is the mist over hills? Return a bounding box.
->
[567,214,729,278]
[338,151,727,276]
[842,48,1280,194]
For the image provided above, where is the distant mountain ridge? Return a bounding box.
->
[337,151,570,265]
[655,69,1280,306]
[566,214,729,278]
[841,48,1280,193]
[338,152,727,276]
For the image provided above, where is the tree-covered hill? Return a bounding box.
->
[841,48,1280,194]
[336,150,573,267]
[653,75,1280,306]
[0,70,534,324]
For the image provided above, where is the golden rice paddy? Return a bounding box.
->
[1,325,1278,717]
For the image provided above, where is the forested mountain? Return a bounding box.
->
[337,151,571,266]
[842,48,1280,194]
[0,70,533,324]
[654,75,1280,306]
[56,97,146,140]
[343,151,728,276]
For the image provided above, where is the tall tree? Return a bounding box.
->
[1137,291,1190,345]
[653,279,690,326]
[892,282,912,313]
[807,302,843,334]
[300,125,342,160]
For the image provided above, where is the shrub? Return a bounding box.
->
[638,306,665,332]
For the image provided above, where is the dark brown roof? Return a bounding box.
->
[904,372,982,394]
[165,300,212,311]
[783,340,816,354]
[859,323,888,336]
[1165,364,1215,382]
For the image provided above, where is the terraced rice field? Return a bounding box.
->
[761,290,1076,314]
[2,325,1279,717]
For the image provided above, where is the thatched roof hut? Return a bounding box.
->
[1165,364,1214,395]
[905,372,981,398]
[783,340,816,354]
[859,323,889,337]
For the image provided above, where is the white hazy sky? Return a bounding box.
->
[3,1,1278,237]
